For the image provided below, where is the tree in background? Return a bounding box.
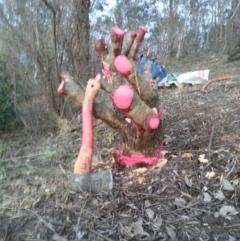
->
[0,0,239,131]
[0,60,17,132]
[0,0,91,121]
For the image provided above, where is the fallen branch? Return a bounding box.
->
[88,228,113,241]
[208,126,215,160]
[201,75,236,92]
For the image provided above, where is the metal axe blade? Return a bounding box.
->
[68,169,113,193]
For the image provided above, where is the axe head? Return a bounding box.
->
[68,169,113,193]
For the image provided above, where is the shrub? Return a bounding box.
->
[0,62,16,132]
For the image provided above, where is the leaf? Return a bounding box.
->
[174,197,186,207]
[180,191,192,199]
[232,178,239,186]
[222,178,235,191]
[151,158,167,173]
[205,171,216,180]
[145,200,151,208]
[145,208,154,220]
[165,225,176,240]
[184,175,192,187]
[213,191,225,201]
[181,153,193,158]
[127,204,138,210]
[119,223,132,237]
[203,192,212,203]
[219,205,239,217]
[133,167,148,177]
[52,234,68,241]
[137,176,145,184]
[133,217,150,237]
[228,234,236,241]
[153,216,163,229]
[198,154,209,163]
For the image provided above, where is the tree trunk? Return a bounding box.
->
[222,0,240,53]
[72,0,91,81]
[176,0,191,59]
[168,0,175,57]
[58,26,163,167]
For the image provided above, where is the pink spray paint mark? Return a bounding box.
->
[146,112,160,131]
[94,73,101,82]
[102,64,112,84]
[114,55,132,76]
[139,25,147,33]
[111,26,125,38]
[112,85,134,109]
[111,108,164,167]
[111,143,164,167]
[57,80,66,95]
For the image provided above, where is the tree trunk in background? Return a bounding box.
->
[222,0,240,53]
[176,0,191,59]
[42,0,65,116]
[0,0,91,118]
[168,0,175,57]
[73,0,91,81]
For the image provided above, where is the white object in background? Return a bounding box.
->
[177,69,210,84]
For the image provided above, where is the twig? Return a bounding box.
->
[161,202,201,215]
[77,195,91,230]
[219,159,237,191]
[211,223,240,229]
[134,71,141,95]
[208,125,214,159]
[59,163,66,174]
[88,228,113,241]
[23,208,58,235]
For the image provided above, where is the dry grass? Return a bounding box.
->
[0,53,240,241]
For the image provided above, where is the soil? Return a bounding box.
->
[1,53,240,241]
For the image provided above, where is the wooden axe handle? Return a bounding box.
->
[74,77,101,174]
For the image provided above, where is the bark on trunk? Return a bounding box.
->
[73,0,90,80]
[58,26,163,166]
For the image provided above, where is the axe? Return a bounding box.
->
[68,75,113,193]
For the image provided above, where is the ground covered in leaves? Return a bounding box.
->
[1,53,240,241]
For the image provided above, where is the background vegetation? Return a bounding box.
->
[0,0,239,132]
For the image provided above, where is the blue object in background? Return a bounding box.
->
[138,54,167,85]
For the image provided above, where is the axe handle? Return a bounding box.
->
[74,77,101,174]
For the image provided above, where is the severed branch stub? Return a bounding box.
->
[58,25,164,169]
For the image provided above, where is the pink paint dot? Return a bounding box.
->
[148,117,160,130]
[113,85,134,109]
[111,26,125,36]
[139,25,147,32]
[114,55,132,76]
[94,73,101,82]
[57,81,65,94]
[146,112,160,130]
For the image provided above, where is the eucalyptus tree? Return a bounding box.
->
[0,0,91,119]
